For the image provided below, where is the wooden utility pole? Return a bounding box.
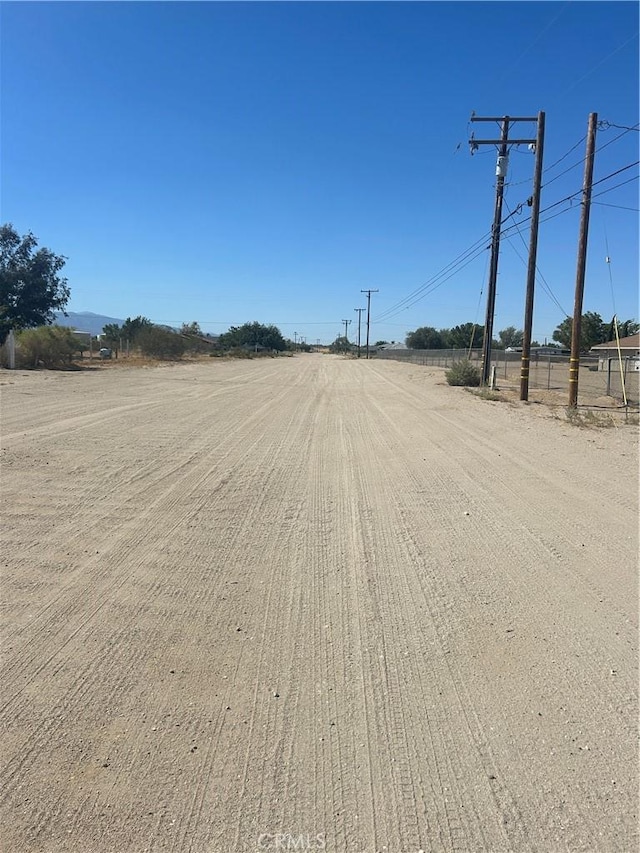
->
[360,289,378,359]
[354,307,365,357]
[568,112,598,408]
[520,111,546,400]
[469,115,539,385]
[342,319,351,342]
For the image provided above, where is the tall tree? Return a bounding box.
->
[606,317,640,341]
[497,326,524,349]
[180,321,203,337]
[443,323,484,350]
[219,321,287,352]
[405,326,444,349]
[0,223,70,345]
[329,335,352,353]
[102,323,123,354]
[553,312,606,351]
[121,316,153,343]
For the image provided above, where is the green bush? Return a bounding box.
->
[137,326,186,360]
[16,325,77,369]
[445,359,481,387]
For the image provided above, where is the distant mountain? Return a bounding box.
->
[54,311,125,336]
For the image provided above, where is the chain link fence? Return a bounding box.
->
[375,348,639,406]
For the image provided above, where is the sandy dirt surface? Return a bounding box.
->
[1,355,637,853]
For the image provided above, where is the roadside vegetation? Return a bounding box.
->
[405,315,639,353]
[445,359,481,387]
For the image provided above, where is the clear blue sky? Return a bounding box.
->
[2,1,638,345]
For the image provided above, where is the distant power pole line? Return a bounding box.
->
[360,290,378,359]
[354,307,366,358]
[569,112,598,409]
[341,319,352,342]
[469,115,540,386]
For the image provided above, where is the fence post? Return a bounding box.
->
[490,364,497,390]
[7,330,16,369]
[606,358,611,396]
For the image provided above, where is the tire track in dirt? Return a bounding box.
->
[357,360,637,850]
[368,362,637,623]
[1,355,636,853]
[336,378,510,852]
[1,364,309,702]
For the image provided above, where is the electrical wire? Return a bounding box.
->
[598,120,640,133]
[542,127,639,189]
[555,31,639,100]
[374,231,491,322]
[592,202,640,212]
[508,122,637,190]
[531,176,640,229]
[501,160,640,237]
[374,243,490,323]
[502,198,569,317]
[374,161,638,326]
[495,2,571,87]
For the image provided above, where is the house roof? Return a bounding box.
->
[591,333,640,352]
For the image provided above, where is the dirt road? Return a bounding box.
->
[1,355,637,853]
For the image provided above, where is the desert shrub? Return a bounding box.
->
[137,326,186,360]
[467,387,505,401]
[445,359,481,386]
[564,408,616,428]
[226,347,254,359]
[16,325,77,368]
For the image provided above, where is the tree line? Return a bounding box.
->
[0,224,297,363]
[404,314,638,353]
[2,223,637,365]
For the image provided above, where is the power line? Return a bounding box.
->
[592,201,640,212]
[495,2,570,87]
[508,122,636,190]
[502,198,569,317]
[555,31,639,100]
[598,120,640,132]
[501,160,640,237]
[530,175,639,230]
[375,231,491,318]
[374,244,490,323]
[374,159,637,328]
[542,127,638,189]
[544,136,587,174]
[376,166,637,326]
[374,231,491,322]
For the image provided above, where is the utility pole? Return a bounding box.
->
[360,289,378,359]
[469,115,539,385]
[293,331,297,351]
[569,112,598,408]
[520,111,546,400]
[354,307,366,358]
[341,319,352,342]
